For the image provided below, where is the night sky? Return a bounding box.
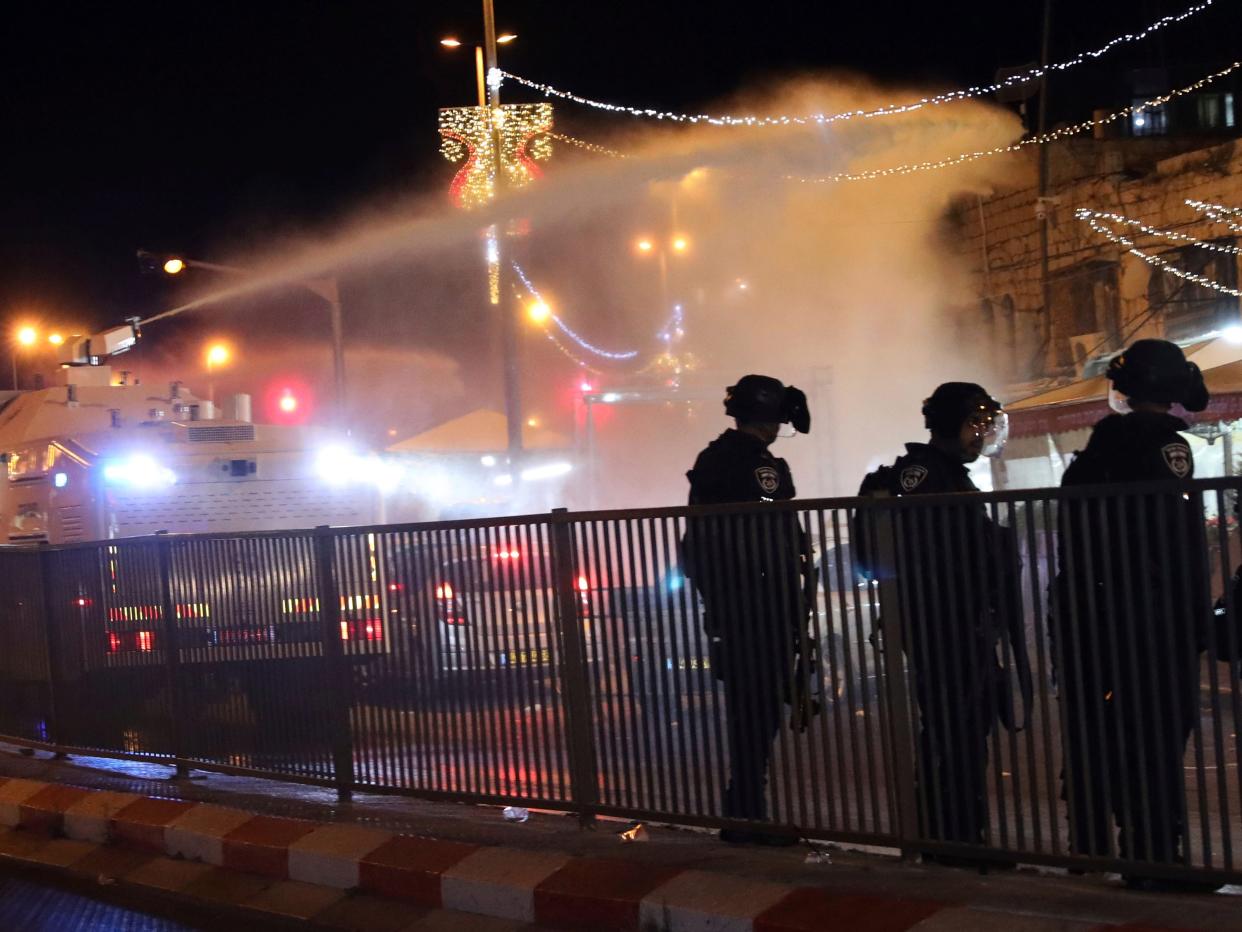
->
[1,0,1238,424]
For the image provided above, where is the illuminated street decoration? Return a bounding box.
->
[1076,205,1242,299]
[1188,199,1242,234]
[499,1,1214,127]
[793,61,1240,184]
[1075,207,1242,256]
[549,131,626,159]
[535,62,1241,188]
[439,103,554,210]
[511,261,638,360]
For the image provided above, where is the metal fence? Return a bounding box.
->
[1,480,1240,885]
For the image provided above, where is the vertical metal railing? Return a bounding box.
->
[0,480,1239,885]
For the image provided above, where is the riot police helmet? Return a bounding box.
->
[923,382,1008,460]
[1106,339,1209,412]
[724,374,811,434]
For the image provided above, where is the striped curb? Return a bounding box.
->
[0,777,1208,932]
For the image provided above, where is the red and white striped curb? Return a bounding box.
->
[0,778,1200,932]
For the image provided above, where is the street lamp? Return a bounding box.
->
[205,343,229,368]
[526,300,551,324]
[634,234,691,314]
[141,249,347,426]
[439,2,527,458]
[10,325,60,388]
[204,342,230,405]
[440,30,515,108]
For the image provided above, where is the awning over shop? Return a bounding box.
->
[1006,338,1242,439]
[387,408,570,454]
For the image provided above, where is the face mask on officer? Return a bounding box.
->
[1104,339,1210,415]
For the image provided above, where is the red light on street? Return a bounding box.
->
[74,597,92,608]
[577,575,590,592]
[136,630,155,652]
[107,632,122,653]
[263,377,313,424]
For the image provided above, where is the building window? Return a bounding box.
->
[1131,102,1168,136]
[1198,94,1222,130]
[1050,262,1120,370]
[1197,93,1236,131]
[1147,239,1240,341]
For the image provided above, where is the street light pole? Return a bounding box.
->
[149,252,347,428]
[482,0,524,459]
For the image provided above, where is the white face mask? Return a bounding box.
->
[1108,386,1133,415]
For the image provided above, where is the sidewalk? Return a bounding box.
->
[0,744,1238,931]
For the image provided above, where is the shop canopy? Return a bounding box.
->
[387,408,569,455]
[1007,338,1242,439]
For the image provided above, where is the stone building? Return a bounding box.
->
[950,79,1242,488]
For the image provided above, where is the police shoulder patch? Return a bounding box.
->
[900,465,929,492]
[1161,442,1191,478]
[754,466,780,494]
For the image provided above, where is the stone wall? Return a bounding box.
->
[952,137,1242,393]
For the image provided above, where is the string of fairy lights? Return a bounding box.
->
[509,260,700,379]
[498,0,1214,128]
[510,261,639,360]
[548,132,627,158]
[531,62,1242,190]
[793,61,1242,184]
[1187,198,1242,234]
[461,2,1229,379]
[1075,207,1242,255]
[1075,201,1242,299]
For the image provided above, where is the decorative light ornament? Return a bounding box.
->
[511,262,640,360]
[485,226,500,305]
[549,132,627,158]
[1187,198,1242,233]
[794,61,1241,184]
[1074,207,1242,255]
[438,103,554,209]
[498,1,1215,127]
[1076,208,1242,299]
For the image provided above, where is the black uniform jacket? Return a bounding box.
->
[876,443,1022,717]
[1055,411,1204,728]
[686,429,796,506]
[683,430,804,654]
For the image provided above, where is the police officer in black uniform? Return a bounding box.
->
[860,383,1031,860]
[683,374,811,844]
[1053,339,1214,889]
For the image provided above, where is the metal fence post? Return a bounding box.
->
[315,526,355,802]
[36,545,69,756]
[156,533,191,778]
[550,508,599,827]
[868,502,921,857]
